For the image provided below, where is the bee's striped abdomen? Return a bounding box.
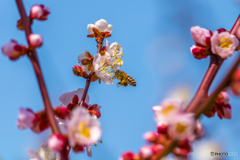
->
[126,75,136,86]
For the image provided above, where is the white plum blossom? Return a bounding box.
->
[59,88,89,106]
[168,113,195,139]
[153,99,183,122]
[17,108,35,130]
[78,51,93,73]
[211,31,239,59]
[105,39,123,71]
[67,107,101,147]
[27,140,60,160]
[93,53,113,84]
[191,26,212,46]
[87,19,113,34]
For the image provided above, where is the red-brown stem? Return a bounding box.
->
[194,52,240,117]
[79,77,91,107]
[154,15,240,160]
[15,0,68,159]
[186,55,223,112]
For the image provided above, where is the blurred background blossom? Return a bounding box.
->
[0,0,240,159]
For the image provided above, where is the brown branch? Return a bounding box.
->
[186,55,223,112]
[15,0,68,159]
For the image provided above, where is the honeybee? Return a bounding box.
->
[113,70,136,87]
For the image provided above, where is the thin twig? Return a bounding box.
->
[15,0,68,159]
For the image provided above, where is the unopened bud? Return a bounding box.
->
[48,134,67,152]
[157,121,168,134]
[2,40,27,60]
[143,131,158,143]
[27,34,43,49]
[72,65,88,78]
[30,5,50,21]
[139,146,153,159]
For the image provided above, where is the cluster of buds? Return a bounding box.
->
[2,4,47,60]
[190,26,239,59]
[203,90,232,119]
[230,68,240,96]
[120,99,204,160]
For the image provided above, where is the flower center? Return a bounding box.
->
[176,123,187,133]
[99,59,113,75]
[110,44,123,68]
[161,105,175,116]
[78,122,90,138]
[219,37,232,49]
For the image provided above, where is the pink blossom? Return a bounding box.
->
[17,108,35,130]
[67,107,101,147]
[211,31,239,59]
[86,145,92,157]
[28,34,43,49]
[30,5,50,21]
[1,40,27,60]
[191,26,212,46]
[48,134,66,152]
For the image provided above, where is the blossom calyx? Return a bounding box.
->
[72,65,88,78]
[30,4,50,21]
[53,106,70,120]
[78,51,94,73]
[1,40,27,60]
[143,131,158,143]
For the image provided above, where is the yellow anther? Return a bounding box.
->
[78,122,90,138]
[99,140,103,143]
[219,37,233,49]
[94,143,97,146]
[161,105,175,116]
[176,123,187,133]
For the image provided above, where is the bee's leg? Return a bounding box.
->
[124,82,128,87]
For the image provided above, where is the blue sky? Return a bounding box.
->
[0,0,240,160]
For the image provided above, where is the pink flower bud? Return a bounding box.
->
[191,26,212,47]
[143,131,158,143]
[216,104,232,119]
[27,34,43,49]
[139,146,153,159]
[48,134,67,152]
[2,40,27,60]
[72,65,88,78]
[216,91,230,104]
[152,144,164,153]
[157,121,168,134]
[17,108,35,129]
[120,151,134,160]
[30,5,50,21]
